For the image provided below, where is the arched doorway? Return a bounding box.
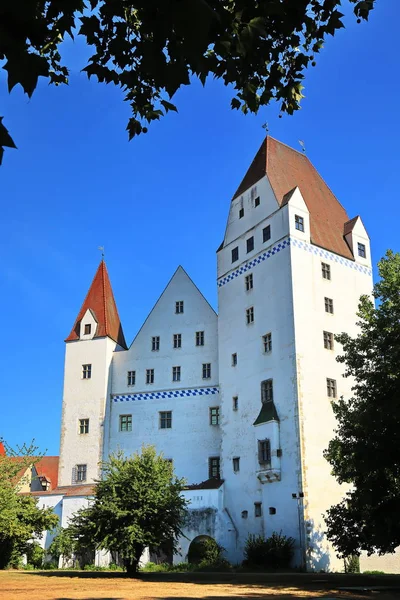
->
[187,535,218,564]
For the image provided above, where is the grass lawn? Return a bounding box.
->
[0,570,399,600]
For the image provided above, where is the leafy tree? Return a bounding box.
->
[0,0,375,163]
[0,440,58,568]
[62,446,188,574]
[324,250,400,558]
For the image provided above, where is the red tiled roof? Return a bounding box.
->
[27,483,96,497]
[233,136,353,260]
[0,442,5,456]
[344,216,359,236]
[35,456,59,491]
[65,261,127,349]
[185,478,224,490]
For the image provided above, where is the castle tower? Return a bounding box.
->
[217,137,372,570]
[58,261,127,487]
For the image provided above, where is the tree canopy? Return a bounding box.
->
[0,441,58,568]
[324,250,400,558]
[0,0,375,163]
[57,446,188,574]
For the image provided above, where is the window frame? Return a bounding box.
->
[262,332,272,353]
[151,336,160,351]
[246,236,254,253]
[246,306,254,324]
[172,365,181,382]
[127,370,136,386]
[159,411,172,429]
[82,364,92,379]
[233,457,240,472]
[254,502,262,517]
[324,297,334,314]
[232,396,239,411]
[76,464,87,482]
[202,363,211,379]
[322,262,331,280]
[195,331,204,346]
[173,333,182,349]
[231,246,239,263]
[258,439,271,465]
[261,379,273,403]
[295,214,305,232]
[263,225,271,243]
[358,242,366,258]
[209,406,220,426]
[239,207,244,219]
[245,273,253,291]
[208,456,220,479]
[323,330,334,350]
[231,353,237,367]
[79,418,89,435]
[84,324,91,335]
[175,300,184,314]
[119,414,132,432]
[254,196,260,207]
[146,368,155,384]
[326,378,337,398]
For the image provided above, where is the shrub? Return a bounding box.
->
[344,555,360,573]
[188,537,224,565]
[26,543,45,569]
[244,532,295,570]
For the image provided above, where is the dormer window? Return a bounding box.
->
[295,214,304,232]
[239,207,244,219]
[84,324,91,335]
[358,243,366,258]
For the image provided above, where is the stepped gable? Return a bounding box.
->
[233,136,353,260]
[65,260,127,349]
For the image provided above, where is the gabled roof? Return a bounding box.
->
[344,216,359,236]
[232,136,353,260]
[66,261,127,349]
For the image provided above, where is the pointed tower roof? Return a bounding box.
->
[232,136,353,260]
[65,261,127,349]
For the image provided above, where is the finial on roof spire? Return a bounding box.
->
[98,246,105,259]
[298,140,306,154]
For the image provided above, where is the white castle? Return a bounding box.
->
[36,136,375,571]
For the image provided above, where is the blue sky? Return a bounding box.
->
[0,2,397,455]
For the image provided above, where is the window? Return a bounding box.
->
[233,457,240,472]
[254,502,262,517]
[231,246,239,263]
[231,353,237,366]
[175,301,184,314]
[127,370,136,386]
[209,457,220,479]
[263,225,271,243]
[152,336,160,351]
[146,368,154,384]
[210,407,220,426]
[358,242,366,258]
[160,411,172,429]
[261,379,273,403]
[172,366,181,382]
[322,262,331,280]
[327,378,337,398]
[295,214,304,232]
[202,363,211,379]
[262,333,272,353]
[232,396,238,411]
[245,273,253,291]
[254,196,260,207]
[246,236,254,253]
[84,324,91,335]
[325,297,334,314]
[246,306,254,324]
[173,333,182,349]
[120,414,132,432]
[196,331,204,346]
[79,418,89,434]
[323,331,334,350]
[258,439,271,465]
[82,364,91,379]
[76,464,87,482]
[239,207,244,219]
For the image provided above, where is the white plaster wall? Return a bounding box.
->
[61,495,93,528]
[35,494,63,552]
[360,550,400,574]
[59,336,117,486]
[288,194,373,572]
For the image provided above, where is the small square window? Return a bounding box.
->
[358,242,366,258]
[246,236,254,253]
[209,456,220,479]
[127,370,136,386]
[245,273,253,291]
[152,336,160,351]
[258,439,271,464]
[172,366,181,382]
[173,333,182,349]
[210,407,220,426]
[239,207,244,219]
[175,301,184,314]
[231,353,237,366]
[79,418,89,434]
[254,502,262,517]
[120,414,132,432]
[196,331,204,346]
[233,457,240,472]
[322,262,331,280]
[232,396,238,411]
[84,324,91,335]
[146,368,154,384]
[231,247,239,263]
[82,364,91,379]
[160,411,172,429]
[325,297,334,314]
[295,214,304,232]
[263,225,271,243]
[262,333,272,353]
[76,464,87,482]
[246,306,254,324]
[254,197,260,207]
[327,378,337,398]
[202,363,211,379]
[261,379,273,403]
[323,331,334,350]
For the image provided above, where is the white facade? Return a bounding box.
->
[37,137,379,571]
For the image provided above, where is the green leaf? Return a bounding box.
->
[3,53,49,97]
[161,100,178,113]
[0,118,17,166]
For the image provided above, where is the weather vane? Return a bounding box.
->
[98,246,105,258]
[299,140,306,154]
